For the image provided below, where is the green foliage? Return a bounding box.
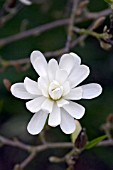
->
[85,135,107,149]
[104,0,113,4]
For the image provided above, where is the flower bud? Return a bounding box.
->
[75,128,88,149]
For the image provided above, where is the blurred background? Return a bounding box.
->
[0,0,113,170]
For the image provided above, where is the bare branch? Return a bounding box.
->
[97,139,113,147]
[20,152,36,169]
[0,136,31,152]
[0,18,69,47]
[65,0,80,52]
[0,8,111,47]
[0,135,74,153]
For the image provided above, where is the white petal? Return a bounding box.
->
[70,52,81,65]
[41,98,54,113]
[19,0,32,5]
[63,81,71,96]
[26,96,45,113]
[48,104,61,127]
[63,101,85,119]
[81,83,102,99]
[59,54,75,74]
[38,76,49,97]
[27,111,48,135]
[55,69,68,84]
[68,65,90,88]
[11,83,35,99]
[30,50,47,77]
[65,87,82,100]
[48,59,59,81]
[24,77,42,95]
[57,99,69,107]
[60,109,76,134]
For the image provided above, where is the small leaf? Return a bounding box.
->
[71,120,82,143]
[85,135,107,149]
[104,0,113,3]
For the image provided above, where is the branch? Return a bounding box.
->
[0,18,69,47]
[0,136,31,152]
[0,17,106,72]
[0,2,24,27]
[76,8,112,23]
[14,152,36,170]
[0,135,74,153]
[65,0,80,52]
[0,8,111,47]
[0,135,113,169]
[97,139,113,147]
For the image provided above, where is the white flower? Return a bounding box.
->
[19,0,32,5]
[11,51,102,135]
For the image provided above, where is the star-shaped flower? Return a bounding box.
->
[11,51,102,135]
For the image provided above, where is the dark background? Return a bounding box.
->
[0,0,113,169]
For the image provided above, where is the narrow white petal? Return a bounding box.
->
[81,83,102,99]
[19,0,32,5]
[63,81,71,96]
[68,65,90,88]
[48,104,61,127]
[38,76,49,97]
[30,51,47,77]
[26,96,45,113]
[27,111,48,135]
[57,99,69,107]
[65,87,82,100]
[11,83,35,99]
[70,52,81,65]
[63,101,85,119]
[60,109,76,134]
[59,54,75,74]
[48,59,59,81]
[55,69,68,84]
[41,98,54,113]
[24,77,42,95]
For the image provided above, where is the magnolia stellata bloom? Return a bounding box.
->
[19,0,32,5]
[11,51,102,135]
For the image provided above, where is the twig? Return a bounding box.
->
[0,9,111,47]
[0,17,106,71]
[0,18,69,47]
[0,135,74,152]
[71,17,105,47]
[97,139,113,147]
[65,0,80,52]
[0,2,24,27]
[73,27,104,39]
[0,135,113,152]
[76,8,112,23]
[20,151,36,169]
[0,135,113,169]
[0,136,31,152]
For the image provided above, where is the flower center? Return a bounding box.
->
[48,80,63,100]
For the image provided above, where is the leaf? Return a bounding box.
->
[71,120,82,143]
[104,0,113,4]
[85,135,107,149]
